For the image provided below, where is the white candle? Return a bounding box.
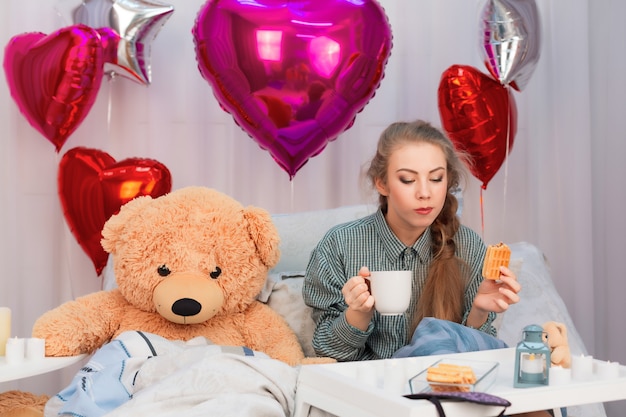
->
[0,307,10,356]
[571,354,594,380]
[25,338,46,360]
[596,361,620,379]
[521,353,544,374]
[549,365,572,385]
[5,337,25,365]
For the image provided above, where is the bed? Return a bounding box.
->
[87,204,605,417]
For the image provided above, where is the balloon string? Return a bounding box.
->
[56,151,79,300]
[290,177,295,212]
[502,85,511,231]
[63,229,80,299]
[480,186,485,240]
[102,73,116,290]
[107,73,115,134]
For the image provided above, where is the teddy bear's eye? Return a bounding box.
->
[210,266,222,279]
[157,265,171,277]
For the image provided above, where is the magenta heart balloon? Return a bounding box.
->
[193,0,393,179]
[3,25,104,152]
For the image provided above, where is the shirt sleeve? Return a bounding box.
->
[302,231,376,361]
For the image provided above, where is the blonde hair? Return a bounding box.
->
[366,120,472,334]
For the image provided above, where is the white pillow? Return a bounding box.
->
[271,204,374,273]
[499,242,588,355]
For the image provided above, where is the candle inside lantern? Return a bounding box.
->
[596,360,620,379]
[521,353,544,374]
[571,354,593,380]
[5,337,25,365]
[549,365,571,385]
[0,307,10,356]
[514,324,551,387]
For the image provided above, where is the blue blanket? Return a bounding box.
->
[392,317,508,358]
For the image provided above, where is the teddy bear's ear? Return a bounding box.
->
[101,195,155,255]
[554,322,567,336]
[243,206,281,268]
[543,321,567,337]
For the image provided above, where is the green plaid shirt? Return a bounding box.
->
[302,209,496,361]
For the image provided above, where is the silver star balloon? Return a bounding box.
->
[74,0,174,85]
[480,0,540,91]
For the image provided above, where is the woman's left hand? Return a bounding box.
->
[473,266,521,313]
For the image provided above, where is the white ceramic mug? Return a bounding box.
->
[367,270,412,315]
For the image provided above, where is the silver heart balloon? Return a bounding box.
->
[480,0,540,91]
[74,0,174,85]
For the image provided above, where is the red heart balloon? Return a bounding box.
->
[58,147,173,275]
[437,65,517,189]
[192,0,392,179]
[3,25,104,151]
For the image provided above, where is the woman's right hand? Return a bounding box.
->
[342,266,375,330]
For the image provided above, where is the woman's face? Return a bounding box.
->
[375,141,448,245]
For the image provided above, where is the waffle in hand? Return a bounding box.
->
[482,242,511,280]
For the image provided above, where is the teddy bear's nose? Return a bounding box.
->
[171,298,202,317]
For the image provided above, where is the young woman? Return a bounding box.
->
[302,120,521,362]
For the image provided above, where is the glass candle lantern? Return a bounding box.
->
[514,324,551,387]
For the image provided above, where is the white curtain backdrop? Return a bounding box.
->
[1,0,625,414]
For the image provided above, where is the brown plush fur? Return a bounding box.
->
[0,391,47,417]
[32,187,309,366]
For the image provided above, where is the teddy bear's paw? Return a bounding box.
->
[0,390,48,417]
[0,406,44,417]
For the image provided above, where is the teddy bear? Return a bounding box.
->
[543,321,572,368]
[31,186,312,367]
